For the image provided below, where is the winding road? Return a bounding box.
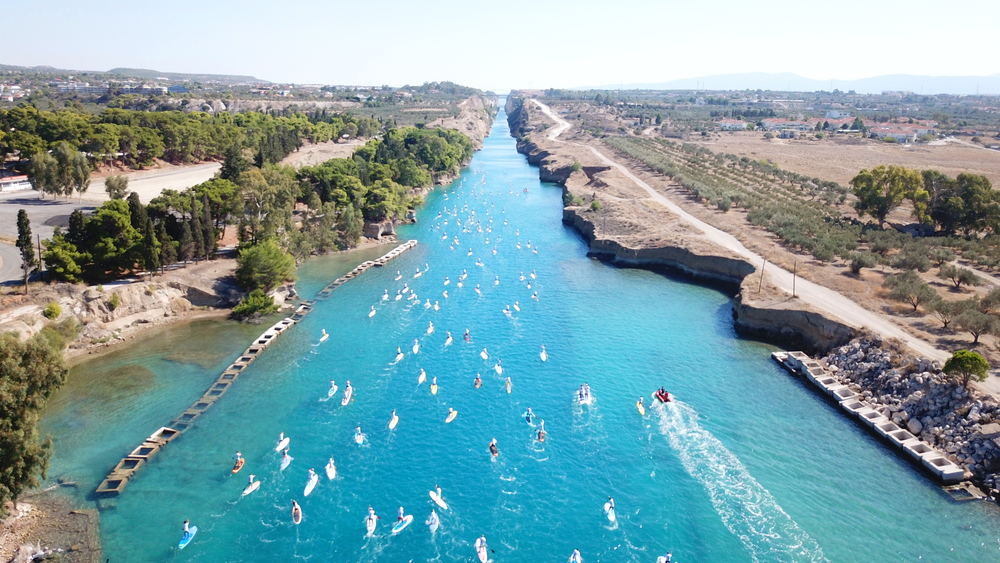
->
[531,99,954,366]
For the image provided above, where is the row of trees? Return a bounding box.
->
[1,105,382,170]
[38,125,472,286]
[851,165,999,235]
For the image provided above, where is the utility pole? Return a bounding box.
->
[792,260,797,297]
[757,258,767,293]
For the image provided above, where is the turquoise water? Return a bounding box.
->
[41,107,1000,562]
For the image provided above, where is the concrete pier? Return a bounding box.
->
[96,240,418,496]
[773,350,967,486]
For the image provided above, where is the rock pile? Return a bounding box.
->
[822,336,1000,490]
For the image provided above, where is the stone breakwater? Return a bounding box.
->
[822,335,1000,492]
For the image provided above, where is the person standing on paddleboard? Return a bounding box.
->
[248,473,255,486]
[234,451,241,462]
[489,438,499,457]
[398,506,405,522]
[183,519,190,535]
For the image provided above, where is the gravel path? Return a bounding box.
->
[532,99,953,366]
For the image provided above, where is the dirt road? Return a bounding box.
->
[532,99,952,364]
[280,140,364,168]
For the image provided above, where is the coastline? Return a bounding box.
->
[507,99,858,354]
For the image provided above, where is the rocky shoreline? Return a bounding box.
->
[822,335,1000,495]
[506,97,857,354]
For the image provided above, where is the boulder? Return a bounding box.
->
[907,418,923,435]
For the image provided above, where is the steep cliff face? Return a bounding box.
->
[507,93,858,354]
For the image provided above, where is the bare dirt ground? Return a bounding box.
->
[531,99,1000,395]
[425,95,495,150]
[280,139,364,169]
[689,131,1000,188]
[85,162,221,204]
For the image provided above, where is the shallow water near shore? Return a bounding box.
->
[42,107,1000,562]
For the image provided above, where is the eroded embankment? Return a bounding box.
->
[506,96,855,354]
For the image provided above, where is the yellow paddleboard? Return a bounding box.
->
[431,384,438,395]
[506,381,512,394]
[389,415,399,430]
[395,353,404,363]
[637,401,645,416]
[445,410,457,423]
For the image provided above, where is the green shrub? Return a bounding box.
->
[883,137,898,143]
[716,196,732,212]
[232,289,279,320]
[236,239,297,292]
[849,252,878,274]
[96,284,104,292]
[38,318,81,350]
[42,302,61,320]
[570,161,582,172]
[590,199,602,212]
[108,292,121,311]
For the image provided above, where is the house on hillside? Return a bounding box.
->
[717,119,748,130]
[760,119,812,131]
[0,175,31,193]
[869,126,917,143]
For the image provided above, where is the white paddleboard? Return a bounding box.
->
[327,385,338,397]
[326,463,336,480]
[477,543,489,563]
[275,437,290,452]
[494,364,502,375]
[355,432,364,445]
[428,514,439,533]
[429,491,449,510]
[369,308,376,318]
[541,351,548,362]
[292,507,302,525]
[366,515,377,535]
[320,333,329,342]
[413,343,420,354]
[342,387,353,406]
[280,455,293,471]
[242,480,260,496]
[389,415,399,430]
[603,502,616,522]
[392,515,413,534]
[480,350,489,360]
[445,336,453,346]
[304,474,319,497]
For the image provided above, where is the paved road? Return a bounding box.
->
[532,99,950,364]
[0,241,22,285]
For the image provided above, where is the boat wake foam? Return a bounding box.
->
[655,401,827,563]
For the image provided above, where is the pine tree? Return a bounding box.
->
[189,194,204,262]
[179,220,194,263]
[140,216,160,278]
[67,210,87,248]
[16,209,36,294]
[201,193,215,260]
[127,192,148,231]
[157,222,176,272]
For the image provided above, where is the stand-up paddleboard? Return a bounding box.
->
[369,307,376,318]
[513,302,520,312]
[429,491,449,509]
[506,380,512,394]
[275,437,290,452]
[434,302,440,311]
[427,324,434,335]
[178,526,198,549]
[538,430,546,442]
[413,342,420,354]
[395,351,404,363]
[445,335,453,345]
[280,455,293,471]
[476,542,489,563]
[326,461,336,480]
[232,458,245,473]
[494,363,503,375]
[603,502,616,522]
[395,272,402,280]
[342,387,353,406]
[355,432,364,445]
[636,401,645,416]
[304,474,319,497]
[445,410,457,423]
[389,415,399,430]
[418,370,426,384]
[392,515,413,534]
[292,507,302,525]
[475,378,482,389]
[395,293,402,301]
[328,384,338,397]
[480,348,489,360]
[570,550,582,563]
[540,348,548,362]
[428,513,440,533]
[431,383,438,395]
[366,515,377,535]
[320,331,329,342]
[242,480,260,496]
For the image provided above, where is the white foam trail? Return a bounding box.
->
[655,401,827,563]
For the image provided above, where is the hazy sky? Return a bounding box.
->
[4,0,997,91]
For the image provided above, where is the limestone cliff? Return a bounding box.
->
[507,93,856,354]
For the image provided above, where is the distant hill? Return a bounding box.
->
[106,67,263,83]
[585,72,1000,95]
[0,63,265,84]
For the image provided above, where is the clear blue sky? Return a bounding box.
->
[3,0,997,91]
